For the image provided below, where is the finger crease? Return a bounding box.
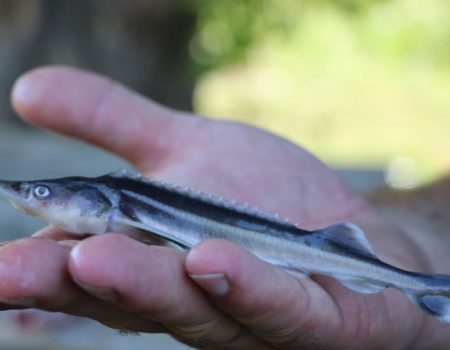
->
[224,325,248,345]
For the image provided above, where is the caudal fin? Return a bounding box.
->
[407,274,450,323]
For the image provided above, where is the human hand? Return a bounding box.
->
[0,66,447,349]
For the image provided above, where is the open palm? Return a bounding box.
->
[0,66,444,349]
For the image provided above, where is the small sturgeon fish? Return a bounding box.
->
[1,170,450,322]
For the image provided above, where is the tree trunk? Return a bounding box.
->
[0,0,196,126]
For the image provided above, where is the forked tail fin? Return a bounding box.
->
[406,274,450,323]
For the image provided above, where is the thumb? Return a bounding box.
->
[185,239,344,348]
[11,66,203,171]
[184,239,401,349]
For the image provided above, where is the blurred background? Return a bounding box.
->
[0,0,449,349]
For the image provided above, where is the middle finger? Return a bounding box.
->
[68,234,271,349]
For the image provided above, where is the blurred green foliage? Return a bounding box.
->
[188,0,295,69]
[189,0,450,184]
[188,0,394,70]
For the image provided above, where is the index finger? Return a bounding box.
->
[11,66,205,171]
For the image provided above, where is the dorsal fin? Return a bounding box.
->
[315,222,378,259]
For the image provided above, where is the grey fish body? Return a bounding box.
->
[1,171,450,322]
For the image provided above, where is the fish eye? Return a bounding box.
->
[33,185,50,199]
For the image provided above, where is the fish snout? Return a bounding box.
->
[0,180,31,207]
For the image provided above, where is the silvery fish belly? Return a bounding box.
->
[1,170,450,323]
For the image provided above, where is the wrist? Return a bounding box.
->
[369,183,450,274]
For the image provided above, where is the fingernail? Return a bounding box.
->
[74,279,118,303]
[189,273,230,297]
[0,297,36,307]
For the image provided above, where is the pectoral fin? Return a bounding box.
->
[112,214,191,249]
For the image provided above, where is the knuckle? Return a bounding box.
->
[168,318,248,348]
[168,318,221,341]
